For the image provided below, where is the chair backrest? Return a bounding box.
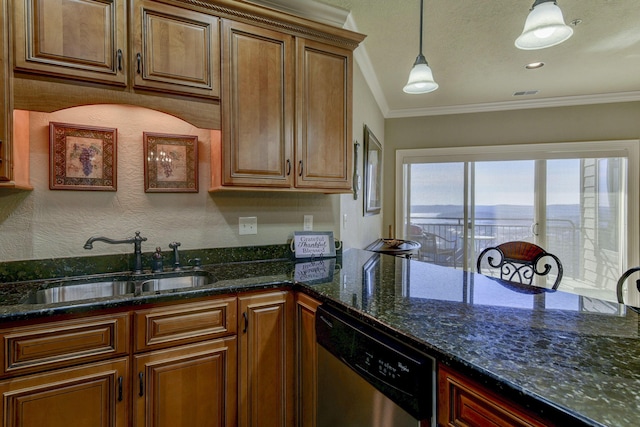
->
[409,224,423,236]
[476,241,563,290]
[616,267,640,304]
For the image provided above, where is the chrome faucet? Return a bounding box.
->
[84,231,148,274]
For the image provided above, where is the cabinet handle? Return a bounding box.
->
[298,160,303,177]
[243,311,248,333]
[117,376,123,402]
[286,159,291,176]
[116,49,123,71]
[136,53,142,74]
[138,372,144,397]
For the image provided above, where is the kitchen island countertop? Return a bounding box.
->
[0,248,638,426]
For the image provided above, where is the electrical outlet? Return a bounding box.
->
[239,216,257,235]
[304,215,313,231]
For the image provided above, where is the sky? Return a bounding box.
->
[410,159,581,206]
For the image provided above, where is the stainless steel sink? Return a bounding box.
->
[136,274,212,292]
[22,271,216,304]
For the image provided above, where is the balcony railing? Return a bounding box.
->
[408,216,579,276]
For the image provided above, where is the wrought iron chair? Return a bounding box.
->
[616,266,640,304]
[409,225,458,268]
[476,241,563,290]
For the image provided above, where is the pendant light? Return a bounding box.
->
[403,0,438,94]
[515,0,573,50]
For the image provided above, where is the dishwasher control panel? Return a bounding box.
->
[316,304,434,420]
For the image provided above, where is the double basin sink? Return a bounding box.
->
[21,270,216,304]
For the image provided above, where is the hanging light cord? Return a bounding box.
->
[418,0,424,55]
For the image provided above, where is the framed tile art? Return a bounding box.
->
[143,132,198,193]
[49,122,117,191]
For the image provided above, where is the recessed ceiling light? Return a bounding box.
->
[525,62,545,69]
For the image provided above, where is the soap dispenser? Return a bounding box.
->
[151,247,164,273]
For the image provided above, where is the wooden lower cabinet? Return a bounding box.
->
[438,364,552,427]
[0,291,310,427]
[133,337,237,427]
[0,358,130,427]
[238,290,295,427]
[295,292,321,427]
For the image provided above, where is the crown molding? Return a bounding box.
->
[244,0,349,27]
[384,91,640,118]
[346,14,391,117]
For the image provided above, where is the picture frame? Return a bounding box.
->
[49,122,117,191]
[363,125,382,215]
[143,132,199,193]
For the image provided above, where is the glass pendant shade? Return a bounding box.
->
[403,54,438,94]
[515,1,573,50]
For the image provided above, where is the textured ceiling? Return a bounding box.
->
[247,0,640,117]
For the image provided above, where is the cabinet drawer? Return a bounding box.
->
[134,297,237,352]
[0,312,130,377]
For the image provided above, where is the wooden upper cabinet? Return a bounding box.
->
[295,39,352,191]
[214,19,360,193]
[220,19,294,188]
[131,0,220,98]
[1,0,11,183]
[13,0,127,85]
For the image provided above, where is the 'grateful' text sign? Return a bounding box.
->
[293,231,336,259]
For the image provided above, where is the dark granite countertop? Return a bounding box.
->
[1,248,638,426]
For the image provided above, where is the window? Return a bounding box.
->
[395,140,640,302]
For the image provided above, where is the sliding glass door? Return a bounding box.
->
[396,141,639,301]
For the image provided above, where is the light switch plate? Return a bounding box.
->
[239,216,257,235]
[303,215,313,231]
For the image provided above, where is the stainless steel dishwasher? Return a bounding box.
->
[316,304,435,427]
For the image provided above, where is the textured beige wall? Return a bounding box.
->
[339,61,386,249]
[0,105,340,262]
[383,101,640,231]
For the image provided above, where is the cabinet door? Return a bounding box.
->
[220,20,294,188]
[134,337,237,427]
[295,38,353,191]
[238,290,295,427]
[0,0,11,182]
[13,0,126,85]
[438,364,551,427]
[295,292,321,427]
[0,358,129,427]
[131,0,220,98]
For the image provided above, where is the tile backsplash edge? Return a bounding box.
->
[0,244,296,283]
